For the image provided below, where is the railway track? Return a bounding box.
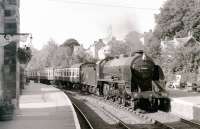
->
[65,90,200,129]
[101,108,132,129]
[180,118,200,128]
[69,92,134,129]
[108,99,200,129]
[165,118,200,129]
[72,102,95,129]
[86,97,133,129]
[66,91,166,129]
[107,98,200,129]
[83,92,200,129]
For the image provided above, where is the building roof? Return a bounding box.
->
[161,36,199,48]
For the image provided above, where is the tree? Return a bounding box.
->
[155,0,200,41]
[27,39,58,70]
[153,0,200,80]
[61,38,80,56]
[72,45,87,64]
[171,44,200,73]
[107,37,130,56]
[143,30,161,63]
[124,31,143,52]
[51,46,72,68]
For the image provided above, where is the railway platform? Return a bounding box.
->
[0,82,80,129]
[169,89,200,121]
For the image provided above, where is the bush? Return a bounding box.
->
[17,46,32,64]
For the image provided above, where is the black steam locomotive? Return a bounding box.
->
[26,50,170,112]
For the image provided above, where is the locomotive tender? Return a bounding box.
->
[26,50,170,112]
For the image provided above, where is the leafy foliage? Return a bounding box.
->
[107,31,143,57]
[27,38,91,70]
[17,46,32,64]
[171,44,200,73]
[143,30,161,63]
[155,0,200,41]
[61,38,80,56]
[107,37,130,56]
[124,31,143,52]
[27,39,59,70]
[153,0,200,82]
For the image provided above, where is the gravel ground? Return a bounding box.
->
[83,96,150,125]
[166,121,200,129]
[144,111,180,123]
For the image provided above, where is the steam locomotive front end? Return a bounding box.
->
[130,51,170,112]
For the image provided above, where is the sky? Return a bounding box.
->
[20,0,166,50]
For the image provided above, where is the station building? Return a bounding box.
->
[86,39,105,59]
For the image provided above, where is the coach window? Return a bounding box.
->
[77,69,79,77]
[72,70,75,77]
[75,69,77,77]
[74,69,76,77]
[72,70,74,77]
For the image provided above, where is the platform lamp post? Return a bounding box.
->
[0,33,32,108]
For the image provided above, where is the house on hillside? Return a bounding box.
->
[161,34,200,87]
[86,39,105,59]
[161,34,200,64]
[161,34,200,56]
[98,45,111,60]
[73,45,85,55]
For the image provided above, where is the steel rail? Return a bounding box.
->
[72,103,94,129]
[180,118,200,128]
[99,97,176,129]
[84,96,132,129]
[101,107,132,129]
[154,120,176,129]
